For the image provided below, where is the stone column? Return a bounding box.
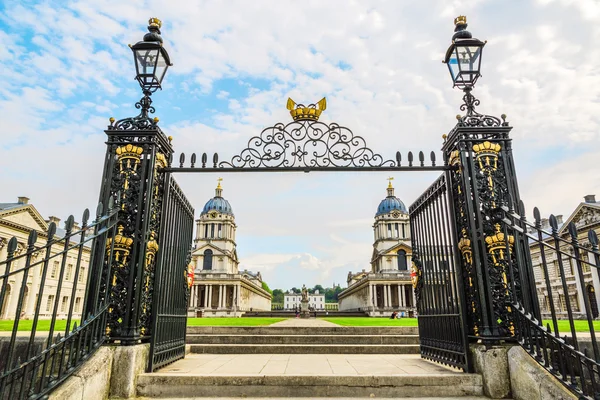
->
[25,263,40,317]
[218,285,223,308]
[388,285,393,308]
[237,284,242,308]
[203,285,209,308]
[368,284,373,309]
[383,285,388,308]
[398,284,403,308]
[207,285,213,309]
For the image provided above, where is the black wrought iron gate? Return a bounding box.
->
[409,174,471,372]
[148,175,195,372]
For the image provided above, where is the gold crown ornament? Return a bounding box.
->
[149,17,162,29]
[454,15,467,26]
[472,141,501,157]
[287,97,327,121]
[146,231,159,256]
[116,144,144,161]
[485,224,515,253]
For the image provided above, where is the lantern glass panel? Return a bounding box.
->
[135,48,161,87]
[154,50,168,85]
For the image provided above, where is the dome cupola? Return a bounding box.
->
[201,178,234,216]
[376,178,407,216]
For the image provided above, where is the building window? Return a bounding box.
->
[402,224,406,238]
[218,224,222,238]
[210,224,215,238]
[203,249,213,270]
[75,297,81,313]
[387,223,392,238]
[204,224,209,238]
[51,261,59,278]
[79,267,85,283]
[66,264,73,281]
[554,260,561,278]
[394,223,399,238]
[61,296,68,313]
[46,295,55,312]
[397,250,407,271]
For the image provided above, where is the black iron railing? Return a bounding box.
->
[500,203,600,399]
[0,201,118,400]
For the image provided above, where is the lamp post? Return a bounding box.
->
[443,16,488,120]
[111,18,172,130]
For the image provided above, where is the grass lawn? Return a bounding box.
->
[323,317,418,327]
[187,317,285,326]
[0,319,78,332]
[543,319,600,333]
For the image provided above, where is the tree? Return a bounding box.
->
[261,281,273,294]
[272,289,284,303]
[313,284,325,293]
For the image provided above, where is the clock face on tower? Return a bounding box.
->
[392,211,400,218]
[210,211,218,218]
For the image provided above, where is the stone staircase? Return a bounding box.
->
[186,326,420,354]
[135,324,489,398]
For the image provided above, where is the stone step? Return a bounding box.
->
[189,344,420,354]
[186,326,418,336]
[136,374,483,398]
[136,397,492,400]
[187,334,420,345]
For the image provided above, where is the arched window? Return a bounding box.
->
[203,249,213,270]
[397,250,407,271]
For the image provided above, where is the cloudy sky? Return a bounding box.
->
[1,0,599,291]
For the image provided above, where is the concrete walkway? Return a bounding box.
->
[158,354,458,376]
[270,318,339,327]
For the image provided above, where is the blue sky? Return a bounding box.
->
[1,0,600,290]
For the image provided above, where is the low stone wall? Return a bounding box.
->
[507,346,577,400]
[48,343,149,400]
[471,344,578,400]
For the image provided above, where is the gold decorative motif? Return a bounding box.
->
[448,150,461,166]
[485,224,515,254]
[107,225,133,252]
[149,17,162,28]
[116,144,144,160]
[454,15,467,26]
[458,236,472,264]
[146,231,159,256]
[186,263,194,288]
[387,176,394,188]
[410,261,421,290]
[286,97,327,121]
[155,153,167,169]
[473,141,501,171]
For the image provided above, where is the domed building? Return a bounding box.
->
[188,180,271,317]
[338,179,416,316]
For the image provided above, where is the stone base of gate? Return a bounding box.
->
[48,343,150,400]
[470,344,512,399]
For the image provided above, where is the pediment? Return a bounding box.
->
[192,242,228,256]
[559,203,600,234]
[0,206,48,232]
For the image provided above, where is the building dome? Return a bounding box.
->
[375,179,407,216]
[200,180,234,216]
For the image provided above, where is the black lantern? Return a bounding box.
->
[443,16,486,89]
[131,18,172,93]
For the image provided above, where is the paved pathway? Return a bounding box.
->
[270,318,339,327]
[158,354,458,376]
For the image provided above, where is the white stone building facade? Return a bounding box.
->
[188,182,271,316]
[284,291,325,310]
[0,197,90,320]
[338,181,416,316]
[531,195,600,319]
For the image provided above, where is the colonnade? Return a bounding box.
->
[367,283,415,309]
[188,283,241,309]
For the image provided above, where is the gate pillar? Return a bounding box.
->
[89,99,173,345]
[442,100,541,342]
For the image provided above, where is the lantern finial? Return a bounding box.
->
[454,15,467,26]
